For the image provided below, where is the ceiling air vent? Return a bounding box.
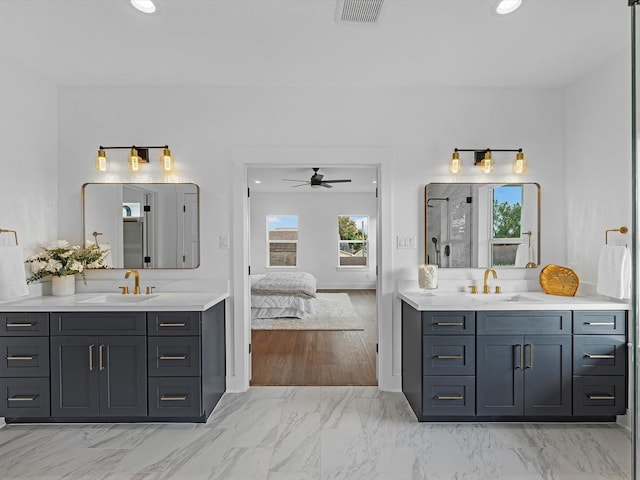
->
[336,0,385,24]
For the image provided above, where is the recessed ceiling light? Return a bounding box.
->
[130,0,157,14]
[372,180,377,184]
[254,180,262,184]
[496,0,522,15]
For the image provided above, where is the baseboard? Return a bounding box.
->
[316,283,376,290]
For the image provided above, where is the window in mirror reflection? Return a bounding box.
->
[491,185,523,267]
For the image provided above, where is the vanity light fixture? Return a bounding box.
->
[95,145,174,173]
[449,148,526,175]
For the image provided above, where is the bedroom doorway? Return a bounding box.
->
[246,166,379,386]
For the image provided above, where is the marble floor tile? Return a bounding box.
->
[0,387,633,480]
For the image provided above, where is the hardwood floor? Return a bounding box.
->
[250,289,377,386]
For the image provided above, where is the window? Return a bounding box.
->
[267,215,298,267]
[338,215,368,267]
[490,185,523,267]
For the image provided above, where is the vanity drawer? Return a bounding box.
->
[422,376,475,416]
[148,337,201,377]
[148,377,202,418]
[573,335,626,376]
[477,311,571,335]
[51,312,146,335]
[148,312,201,336]
[0,377,50,417]
[0,313,49,336]
[423,336,475,376]
[422,312,475,335]
[0,337,49,377]
[573,375,626,416]
[573,311,626,335]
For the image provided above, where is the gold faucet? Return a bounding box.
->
[483,268,497,294]
[125,269,141,295]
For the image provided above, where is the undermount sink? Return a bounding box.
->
[473,294,542,303]
[78,294,158,304]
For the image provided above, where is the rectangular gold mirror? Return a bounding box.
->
[425,183,540,268]
[82,183,200,269]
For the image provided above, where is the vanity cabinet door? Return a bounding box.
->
[476,335,524,416]
[50,336,100,417]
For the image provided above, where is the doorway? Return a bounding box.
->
[246,165,379,386]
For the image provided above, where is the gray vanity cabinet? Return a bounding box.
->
[50,313,147,418]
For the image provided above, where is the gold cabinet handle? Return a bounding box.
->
[6,323,34,328]
[585,354,616,359]
[435,355,463,360]
[587,395,616,400]
[514,344,523,369]
[159,323,187,327]
[89,344,95,371]
[8,395,37,402]
[160,395,187,401]
[436,395,464,400]
[434,322,464,327]
[159,355,187,360]
[584,322,615,326]
[7,356,35,361]
[99,344,104,371]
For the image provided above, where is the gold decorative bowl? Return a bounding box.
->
[539,264,579,296]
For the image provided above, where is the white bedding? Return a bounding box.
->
[250,274,316,319]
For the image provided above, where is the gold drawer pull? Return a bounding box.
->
[587,395,615,400]
[160,395,187,401]
[434,322,464,327]
[7,356,35,361]
[8,395,37,402]
[159,355,187,360]
[159,323,187,327]
[585,354,616,359]
[6,323,34,328]
[436,395,464,400]
[584,322,615,326]
[435,355,463,360]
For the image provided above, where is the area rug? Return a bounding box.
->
[251,293,364,331]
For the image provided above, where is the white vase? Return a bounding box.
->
[51,275,76,296]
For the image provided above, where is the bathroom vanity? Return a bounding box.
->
[399,288,628,422]
[0,291,227,423]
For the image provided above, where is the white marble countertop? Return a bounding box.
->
[0,290,229,312]
[398,286,628,312]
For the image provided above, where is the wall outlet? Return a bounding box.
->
[219,235,230,249]
[396,236,415,249]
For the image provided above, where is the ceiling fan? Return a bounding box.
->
[282,167,352,189]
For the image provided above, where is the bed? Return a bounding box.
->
[251,272,317,319]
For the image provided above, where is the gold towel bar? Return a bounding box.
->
[0,229,18,245]
[605,226,628,245]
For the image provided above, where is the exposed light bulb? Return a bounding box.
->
[496,0,522,15]
[96,149,108,172]
[161,148,173,172]
[449,151,462,174]
[481,151,493,174]
[129,148,141,172]
[513,151,527,174]
[130,0,157,14]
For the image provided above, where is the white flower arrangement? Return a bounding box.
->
[25,240,111,284]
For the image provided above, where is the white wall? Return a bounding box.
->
[250,191,377,288]
[565,49,632,293]
[0,62,58,254]
[56,85,567,389]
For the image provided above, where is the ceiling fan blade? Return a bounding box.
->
[323,179,352,183]
[282,178,307,182]
[292,183,310,188]
[321,183,333,188]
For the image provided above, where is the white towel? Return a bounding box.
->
[0,245,29,301]
[597,245,631,299]
[515,243,530,267]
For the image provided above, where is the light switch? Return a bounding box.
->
[219,235,230,249]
